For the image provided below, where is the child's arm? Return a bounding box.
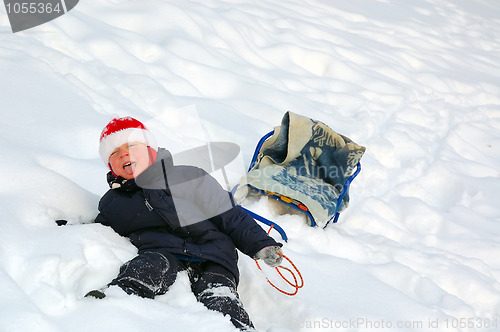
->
[167,165,282,257]
[211,207,282,259]
[187,167,282,257]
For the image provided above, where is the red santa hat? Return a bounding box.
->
[99,116,157,163]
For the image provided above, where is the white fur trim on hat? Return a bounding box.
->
[99,127,157,163]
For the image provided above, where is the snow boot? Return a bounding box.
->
[192,271,254,331]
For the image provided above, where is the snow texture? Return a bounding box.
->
[1,1,500,331]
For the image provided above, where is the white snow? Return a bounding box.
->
[1,1,500,331]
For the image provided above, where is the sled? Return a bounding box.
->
[234,112,365,242]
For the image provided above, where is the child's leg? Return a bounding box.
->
[109,250,180,298]
[191,263,254,331]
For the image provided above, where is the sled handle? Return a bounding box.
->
[248,130,275,171]
[238,205,288,242]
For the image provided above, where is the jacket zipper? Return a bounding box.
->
[144,198,153,211]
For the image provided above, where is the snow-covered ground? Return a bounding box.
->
[1,1,500,331]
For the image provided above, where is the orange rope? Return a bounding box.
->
[255,225,304,296]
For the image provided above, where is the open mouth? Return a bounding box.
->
[123,161,136,173]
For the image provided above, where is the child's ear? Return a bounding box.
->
[108,163,118,177]
[147,147,158,166]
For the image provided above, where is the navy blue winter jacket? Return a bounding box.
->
[94,148,280,282]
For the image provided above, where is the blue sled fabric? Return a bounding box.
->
[240,111,365,227]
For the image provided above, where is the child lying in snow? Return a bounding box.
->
[86,116,283,331]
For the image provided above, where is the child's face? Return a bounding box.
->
[109,142,150,179]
